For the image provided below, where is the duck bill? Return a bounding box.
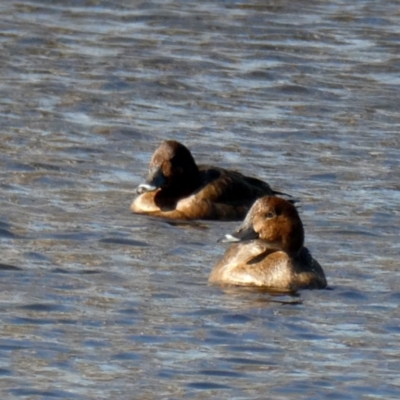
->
[220,226,259,243]
[136,167,166,194]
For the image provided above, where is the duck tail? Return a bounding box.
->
[272,190,298,204]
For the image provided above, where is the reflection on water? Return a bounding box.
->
[1,0,400,398]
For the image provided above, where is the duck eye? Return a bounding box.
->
[266,212,275,219]
[170,156,180,168]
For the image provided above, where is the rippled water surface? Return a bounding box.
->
[1,0,400,398]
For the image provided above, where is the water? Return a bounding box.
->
[1,0,400,398]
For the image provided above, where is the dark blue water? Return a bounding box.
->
[1,0,399,398]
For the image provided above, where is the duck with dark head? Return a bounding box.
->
[131,140,292,221]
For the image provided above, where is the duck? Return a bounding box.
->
[131,140,291,221]
[209,196,327,291]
